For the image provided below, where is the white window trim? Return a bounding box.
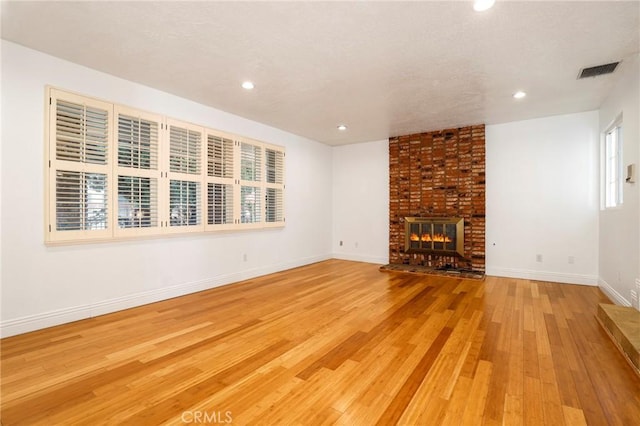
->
[45,86,285,245]
[602,115,623,210]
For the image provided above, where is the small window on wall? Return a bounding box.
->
[604,120,623,208]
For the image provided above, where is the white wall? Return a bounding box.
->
[598,53,640,308]
[485,111,600,285]
[331,140,389,264]
[0,41,3,327]
[0,41,333,337]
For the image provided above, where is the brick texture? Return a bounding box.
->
[389,125,486,271]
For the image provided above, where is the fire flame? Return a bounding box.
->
[410,233,452,243]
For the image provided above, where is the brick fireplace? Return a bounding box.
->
[389,125,485,272]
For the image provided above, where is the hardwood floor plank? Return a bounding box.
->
[523,375,545,426]
[296,331,368,380]
[562,405,588,426]
[441,375,474,425]
[1,260,639,425]
[502,393,523,426]
[460,359,493,424]
[375,326,453,425]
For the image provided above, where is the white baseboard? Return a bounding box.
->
[486,267,598,286]
[599,277,632,307]
[331,252,388,265]
[0,254,331,338]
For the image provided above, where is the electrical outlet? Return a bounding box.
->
[536,254,543,263]
[339,240,343,246]
[243,253,247,262]
[568,256,575,264]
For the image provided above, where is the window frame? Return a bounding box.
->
[45,87,285,245]
[239,138,265,229]
[264,143,286,227]
[165,118,206,234]
[46,89,113,242]
[205,129,238,231]
[114,105,163,238]
[603,117,623,209]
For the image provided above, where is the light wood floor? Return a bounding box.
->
[2,260,639,425]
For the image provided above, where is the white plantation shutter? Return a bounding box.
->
[240,142,261,182]
[240,185,261,224]
[55,100,109,165]
[205,131,237,229]
[55,171,108,230]
[166,119,204,232]
[265,148,284,185]
[115,107,161,236]
[264,147,285,225]
[208,134,234,179]
[117,176,158,228]
[48,90,112,241]
[117,112,159,170]
[208,183,234,225]
[239,141,263,226]
[169,179,201,226]
[170,125,201,175]
[265,187,284,223]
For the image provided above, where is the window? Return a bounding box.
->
[115,107,161,236]
[604,121,623,208]
[45,88,285,243]
[206,131,235,229]
[167,119,204,232]
[48,90,111,241]
[240,142,262,225]
[265,147,285,224]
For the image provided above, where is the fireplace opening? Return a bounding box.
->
[404,217,464,257]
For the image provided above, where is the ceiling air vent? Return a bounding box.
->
[578,62,620,79]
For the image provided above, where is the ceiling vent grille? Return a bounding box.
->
[578,62,620,79]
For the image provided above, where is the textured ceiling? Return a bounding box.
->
[2,1,638,145]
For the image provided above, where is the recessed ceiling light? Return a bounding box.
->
[241,81,255,90]
[513,91,527,99]
[337,124,347,131]
[473,0,495,12]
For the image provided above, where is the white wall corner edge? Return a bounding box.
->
[598,277,632,307]
[486,267,598,286]
[0,254,332,338]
